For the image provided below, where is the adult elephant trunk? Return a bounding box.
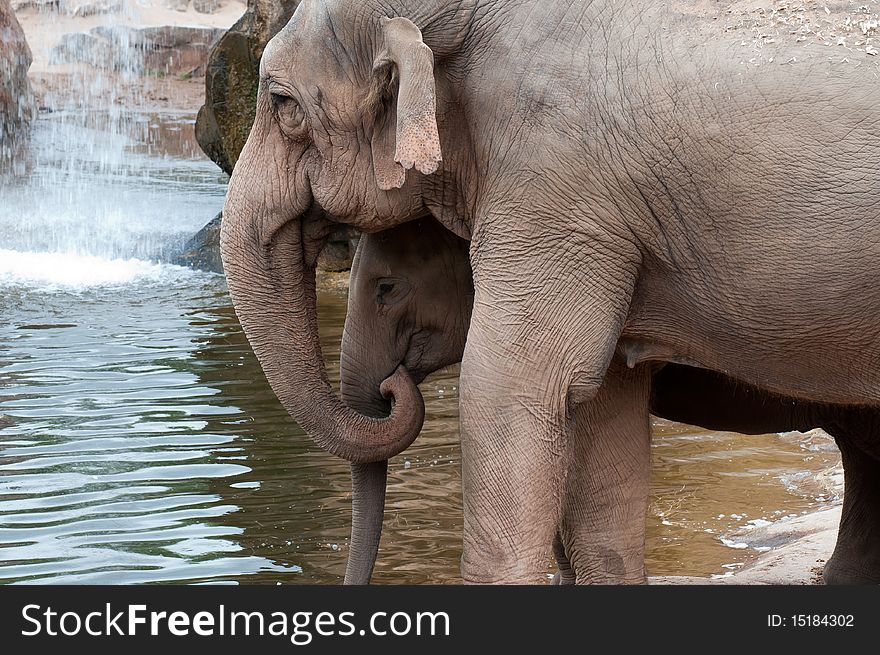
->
[219,159,424,465]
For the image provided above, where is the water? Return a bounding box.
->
[0,110,841,584]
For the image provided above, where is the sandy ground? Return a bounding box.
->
[655,460,843,584]
[16,0,248,112]
[655,507,840,584]
[667,1,880,72]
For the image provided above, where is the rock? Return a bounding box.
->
[0,0,36,167]
[169,212,224,273]
[650,506,842,585]
[60,0,123,16]
[196,0,299,175]
[162,0,190,11]
[134,25,225,50]
[11,0,58,10]
[193,0,221,14]
[167,212,361,275]
[50,25,226,76]
[715,507,840,585]
[11,0,121,14]
[50,32,116,69]
[318,227,361,273]
[194,25,257,174]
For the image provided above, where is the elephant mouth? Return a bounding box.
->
[364,333,430,418]
[402,330,431,386]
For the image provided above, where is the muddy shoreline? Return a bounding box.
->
[657,459,843,584]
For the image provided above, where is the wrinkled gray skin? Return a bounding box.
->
[220,0,880,583]
[344,220,880,584]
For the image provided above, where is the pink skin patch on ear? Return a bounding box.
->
[375,164,407,190]
[395,110,442,175]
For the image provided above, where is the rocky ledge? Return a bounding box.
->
[50,24,226,76]
[654,461,844,585]
[12,0,223,16]
[0,0,36,166]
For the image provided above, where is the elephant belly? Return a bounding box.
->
[622,271,880,407]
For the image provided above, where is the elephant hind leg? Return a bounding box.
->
[823,413,880,584]
[559,361,652,584]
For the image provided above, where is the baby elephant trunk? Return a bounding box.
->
[340,371,409,584]
[344,461,388,584]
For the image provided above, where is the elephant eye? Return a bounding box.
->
[270,92,293,109]
[376,278,406,306]
[271,92,307,138]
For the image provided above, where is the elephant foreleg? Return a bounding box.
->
[823,411,880,584]
[558,361,652,584]
[458,235,639,584]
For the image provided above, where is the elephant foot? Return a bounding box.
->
[823,552,880,585]
[572,567,647,585]
[551,570,576,585]
[824,415,880,584]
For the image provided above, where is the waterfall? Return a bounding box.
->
[0,2,229,289]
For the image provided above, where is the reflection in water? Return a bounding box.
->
[0,272,840,584]
[0,271,465,584]
[0,112,840,584]
[0,273,291,583]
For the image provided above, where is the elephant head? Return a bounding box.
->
[220,1,473,465]
[340,217,473,584]
[341,217,472,416]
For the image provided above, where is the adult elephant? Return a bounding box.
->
[220,0,880,583]
[340,219,879,584]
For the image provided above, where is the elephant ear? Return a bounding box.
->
[370,17,442,191]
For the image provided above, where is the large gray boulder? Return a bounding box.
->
[170,212,225,273]
[196,0,299,175]
[0,0,36,166]
[11,0,122,14]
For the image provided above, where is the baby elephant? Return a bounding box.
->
[339,218,471,584]
[340,218,880,585]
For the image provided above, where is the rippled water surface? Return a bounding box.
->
[0,113,840,584]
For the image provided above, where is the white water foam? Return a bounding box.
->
[0,249,193,290]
